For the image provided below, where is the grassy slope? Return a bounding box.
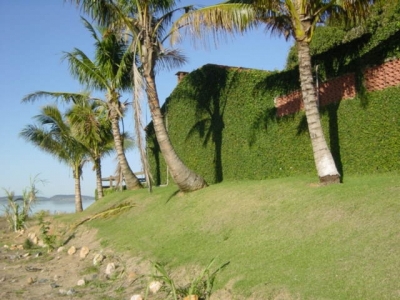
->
[61,173,400,299]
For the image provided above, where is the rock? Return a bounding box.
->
[67,246,76,255]
[53,275,61,281]
[93,253,105,265]
[25,266,42,272]
[79,246,89,259]
[66,288,76,296]
[105,262,116,275]
[22,253,30,258]
[57,246,64,253]
[184,296,199,300]
[127,272,137,281]
[16,244,24,250]
[27,277,36,285]
[28,233,38,245]
[130,295,143,300]
[0,277,5,283]
[77,279,86,286]
[50,282,60,288]
[58,289,67,295]
[149,281,162,294]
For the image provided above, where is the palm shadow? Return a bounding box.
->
[248,69,302,146]
[146,125,162,185]
[166,190,180,203]
[184,65,240,183]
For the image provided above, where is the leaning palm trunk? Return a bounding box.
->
[73,166,83,212]
[144,72,208,192]
[297,40,340,184]
[110,109,142,190]
[94,157,104,199]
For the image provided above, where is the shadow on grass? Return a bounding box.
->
[166,190,180,204]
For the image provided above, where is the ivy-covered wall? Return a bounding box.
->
[146,64,399,185]
[146,2,400,185]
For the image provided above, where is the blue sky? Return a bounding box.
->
[0,1,293,197]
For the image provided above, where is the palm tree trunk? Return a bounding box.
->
[110,112,142,190]
[94,157,104,199]
[144,72,208,192]
[297,40,340,184]
[74,165,83,212]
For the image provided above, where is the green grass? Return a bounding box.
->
[58,172,400,299]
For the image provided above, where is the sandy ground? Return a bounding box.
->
[0,216,238,300]
[0,216,155,300]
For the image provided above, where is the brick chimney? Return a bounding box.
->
[175,71,189,83]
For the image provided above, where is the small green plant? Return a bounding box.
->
[145,258,230,300]
[146,262,178,300]
[38,212,57,251]
[179,258,230,300]
[80,265,100,276]
[3,175,44,232]
[3,190,25,231]
[23,238,34,250]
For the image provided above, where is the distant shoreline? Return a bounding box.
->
[0,195,95,202]
[0,196,96,215]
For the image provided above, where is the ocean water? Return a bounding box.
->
[0,198,95,216]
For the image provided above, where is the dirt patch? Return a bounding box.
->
[0,216,157,300]
[0,216,237,300]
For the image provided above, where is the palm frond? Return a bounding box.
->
[21,91,88,104]
[170,3,258,47]
[69,0,119,26]
[20,105,89,170]
[155,48,187,73]
[157,5,198,43]
[81,16,101,43]
[63,49,109,91]
[70,201,136,230]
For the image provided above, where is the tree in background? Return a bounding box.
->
[173,0,376,184]
[69,0,208,192]
[20,105,88,212]
[66,95,115,199]
[63,17,143,190]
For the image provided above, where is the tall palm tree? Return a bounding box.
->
[172,0,374,184]
[63,18,143,190]
[69,0,208,192]
[66,96,115,199]
[20,105,88,212]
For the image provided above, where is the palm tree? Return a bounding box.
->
[66,96,115,199]
[172,0,374,184]
[20,105,88,212]
[69,0,208,192]
[63,18,143,190]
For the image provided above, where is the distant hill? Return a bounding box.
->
[0,196,47,202]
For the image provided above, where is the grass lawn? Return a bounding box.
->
[58,172,400,299]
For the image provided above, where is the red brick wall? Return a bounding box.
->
[364,59,400,91]
[276,59,400,116]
